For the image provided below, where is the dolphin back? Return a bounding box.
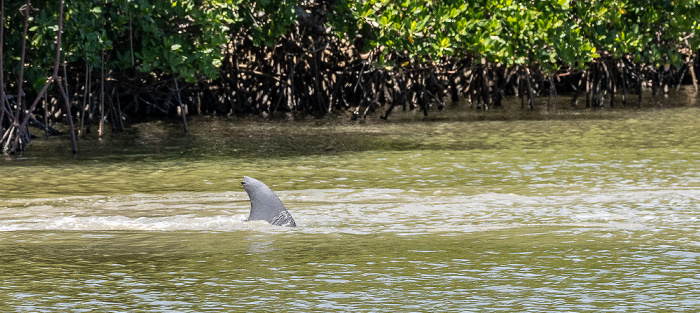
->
[242,176,296,227]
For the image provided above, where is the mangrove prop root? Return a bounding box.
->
[1,2,699,155]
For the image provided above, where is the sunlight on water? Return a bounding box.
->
[1,107,699,312]
[1,187,698,235]
[2,185,699,311]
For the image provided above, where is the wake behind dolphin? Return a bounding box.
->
[241,176,296,227]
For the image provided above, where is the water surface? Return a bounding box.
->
[1,105,699,311]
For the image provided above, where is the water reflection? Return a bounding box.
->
[1,107,699,311]
[1,186,699,311]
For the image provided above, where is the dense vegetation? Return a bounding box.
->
[1,0,699,154]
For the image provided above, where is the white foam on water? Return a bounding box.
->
[1,188,697,234]
[42,214,248,231]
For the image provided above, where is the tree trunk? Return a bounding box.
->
[8,0,76,153]
[524,67,536,110]
[637,65,643,105]
[0,0,5,136]
[620,60,627,106]
[4,0,31,154]
[481,62,491,110]
[689,54,699,92]
[609,60,616,108]
[79,62,89,137]
[174,78,188,133]
[99,49,105,139]
[572,70,586,107]
[586,63,592,108]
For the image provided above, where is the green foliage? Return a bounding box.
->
[344,0,699,71]
[3,0,242,85]
[1,0,698,88]
[239,0,297,47]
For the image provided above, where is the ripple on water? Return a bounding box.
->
[0,187,697,236]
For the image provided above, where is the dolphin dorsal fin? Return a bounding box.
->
[241,176,296,227]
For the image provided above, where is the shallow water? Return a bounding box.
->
[1,105,699,312]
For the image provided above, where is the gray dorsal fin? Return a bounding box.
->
[241,176,296,227]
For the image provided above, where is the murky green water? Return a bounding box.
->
[1,103,699,312]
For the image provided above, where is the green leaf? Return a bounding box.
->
[33,77,48,93]
[380,16,388,26]
[440,37,450,48]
